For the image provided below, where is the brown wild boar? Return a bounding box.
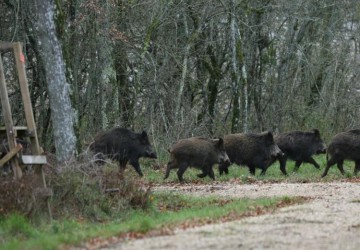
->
[164,137,230,182]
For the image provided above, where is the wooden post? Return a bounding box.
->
[0,51,23,179]
[1,42,52,221]
[0,41,13,51]
[12,42,52,221]
[13,44,42,157]
[0,144,23,168]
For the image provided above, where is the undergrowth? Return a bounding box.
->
[48,164,152,221]
[0,161,151,222]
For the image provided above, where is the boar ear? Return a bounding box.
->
[140,130,149,143]
[216,137,224,147]
[312,129,320,137]
[211,138,221,146]
[265,131,275,143]
[266,131,273,138]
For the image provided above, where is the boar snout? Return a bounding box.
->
[223,154,231,165]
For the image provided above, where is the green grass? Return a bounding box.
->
[143,155,359,184]
[0,193,302,250]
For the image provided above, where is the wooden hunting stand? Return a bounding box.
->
[0,41,52,220]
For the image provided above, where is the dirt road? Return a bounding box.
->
[104,181,360,250]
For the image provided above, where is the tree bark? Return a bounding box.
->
[175,11,190,123]
[28,0,76,163]
[230,0,241,133]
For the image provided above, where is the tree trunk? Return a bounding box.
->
[28,0,76,163]
[175,11,190,123]
[230,0,241,133]
[115,1,133,128]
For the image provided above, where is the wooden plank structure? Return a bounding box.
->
[0,41,52,220]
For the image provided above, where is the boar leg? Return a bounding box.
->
[164,161,176,180]
[303,157,321,169]
[336,160,345,175]
[218,162,230,175]
[293,161,302,172]
[322,156,337,177]
[119,159,127,169]
[278,155,288,176]
[197,171,207,178]
[197,166,214,179]
[248,165,256,175]
[129,159,143,177]
[259,168,267,176]
[177,162,189,182]
[117,160,128,177]
[208,167,215,180]
[267,157,276,168]
[218,165,226,175]
[354,161,360,175]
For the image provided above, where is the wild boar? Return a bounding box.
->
[90,128,157,176]
[164,137,230,182]
[271,129,327,175]
[219,131,283,175]
[322,129,360,177]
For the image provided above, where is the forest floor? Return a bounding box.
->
[101,180,360,250]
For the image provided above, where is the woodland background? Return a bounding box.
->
[1,0,360,162]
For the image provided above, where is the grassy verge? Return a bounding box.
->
[0,192,305,250]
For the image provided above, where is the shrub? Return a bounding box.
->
[0,157,152,221]
[48,163,152,221]
[0,175,37,217]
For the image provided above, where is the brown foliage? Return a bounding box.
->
[0,176,37,217]
[0,156,152,220]
[47,162,152,220]
[102,170,151,209]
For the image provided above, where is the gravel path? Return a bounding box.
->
[103,181,360,250]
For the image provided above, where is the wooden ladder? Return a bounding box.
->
[0,41,52,220]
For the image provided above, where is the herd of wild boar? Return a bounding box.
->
[90,127,360,182]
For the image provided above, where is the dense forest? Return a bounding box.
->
[1,0,360,162]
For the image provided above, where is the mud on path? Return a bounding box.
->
[104,181,360,250]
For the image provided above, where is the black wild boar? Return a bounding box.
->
[270,129,327,175]
[164,137,230,182]
[322,129,360,177]
[90,128,157,176]
[219,131,283,175]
